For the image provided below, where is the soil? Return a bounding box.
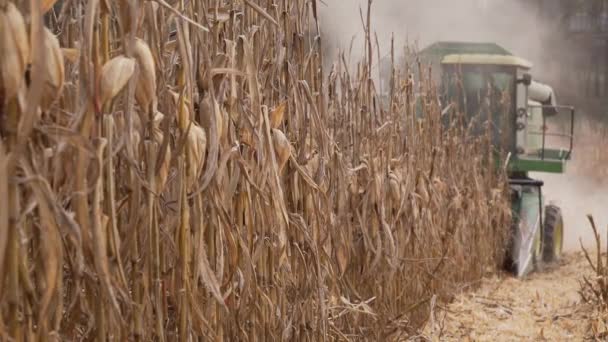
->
[422,252,597,341]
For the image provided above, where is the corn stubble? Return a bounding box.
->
[0,0,510,340]
[580,216,608,339]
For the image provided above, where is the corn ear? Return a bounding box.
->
[40,27,65,112]
[133,38,157,113]
[272,128,291,174]
[0,2,29,102]
[100,56,136,106]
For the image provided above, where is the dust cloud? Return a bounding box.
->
[318,0,608,252]
[318,0,552,78]
[535,171,608,252]
[533,115,608,252]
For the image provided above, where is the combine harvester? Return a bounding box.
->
[419,42,575,277]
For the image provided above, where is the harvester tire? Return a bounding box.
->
[542,205,563,262]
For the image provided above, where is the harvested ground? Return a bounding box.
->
[423,252,595,341]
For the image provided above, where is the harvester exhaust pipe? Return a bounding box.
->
[529,80,558,115]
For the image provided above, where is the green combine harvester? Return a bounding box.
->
[419,42,575,277]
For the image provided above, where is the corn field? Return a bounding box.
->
[0,0,511,340]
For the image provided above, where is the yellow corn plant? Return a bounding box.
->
[0,0,511,340]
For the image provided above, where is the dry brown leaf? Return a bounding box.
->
[20,159,62,332]
[199,93,225,145]
[336,242,349,277]
[197,241,227,310]
[270,101,287,129]
[41,0,59,14]
[238,123,255,149]
[92,139,123,318]
[61,47,80,63]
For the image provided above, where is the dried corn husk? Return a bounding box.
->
[40,27,65,112]
[133,38,156,112]
[100,56,135,105]
[0,2,29,102]
[61,48,80,63]
[199,93,225,143]
[270,101,286,129]
[238,124,255,148]
[206,7,231,24]
[388,170,402,205]
[169,90,191,132]
[305,151,320,176]
[186,123,207,190]
[151,112,171,192]
[272,128,291,174]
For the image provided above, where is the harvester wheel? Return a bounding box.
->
[542,205,563,262]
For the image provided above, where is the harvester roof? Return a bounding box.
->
[420,41,512,56]
[441,54,532,68]
[419,41,532,68]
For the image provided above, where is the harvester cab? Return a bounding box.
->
[420,42,575,277]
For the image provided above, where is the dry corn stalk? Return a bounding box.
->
[0,1,511,340]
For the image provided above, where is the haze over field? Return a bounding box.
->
[319,0,608,251]
[319,0,552,76]
[536,116,608,252]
